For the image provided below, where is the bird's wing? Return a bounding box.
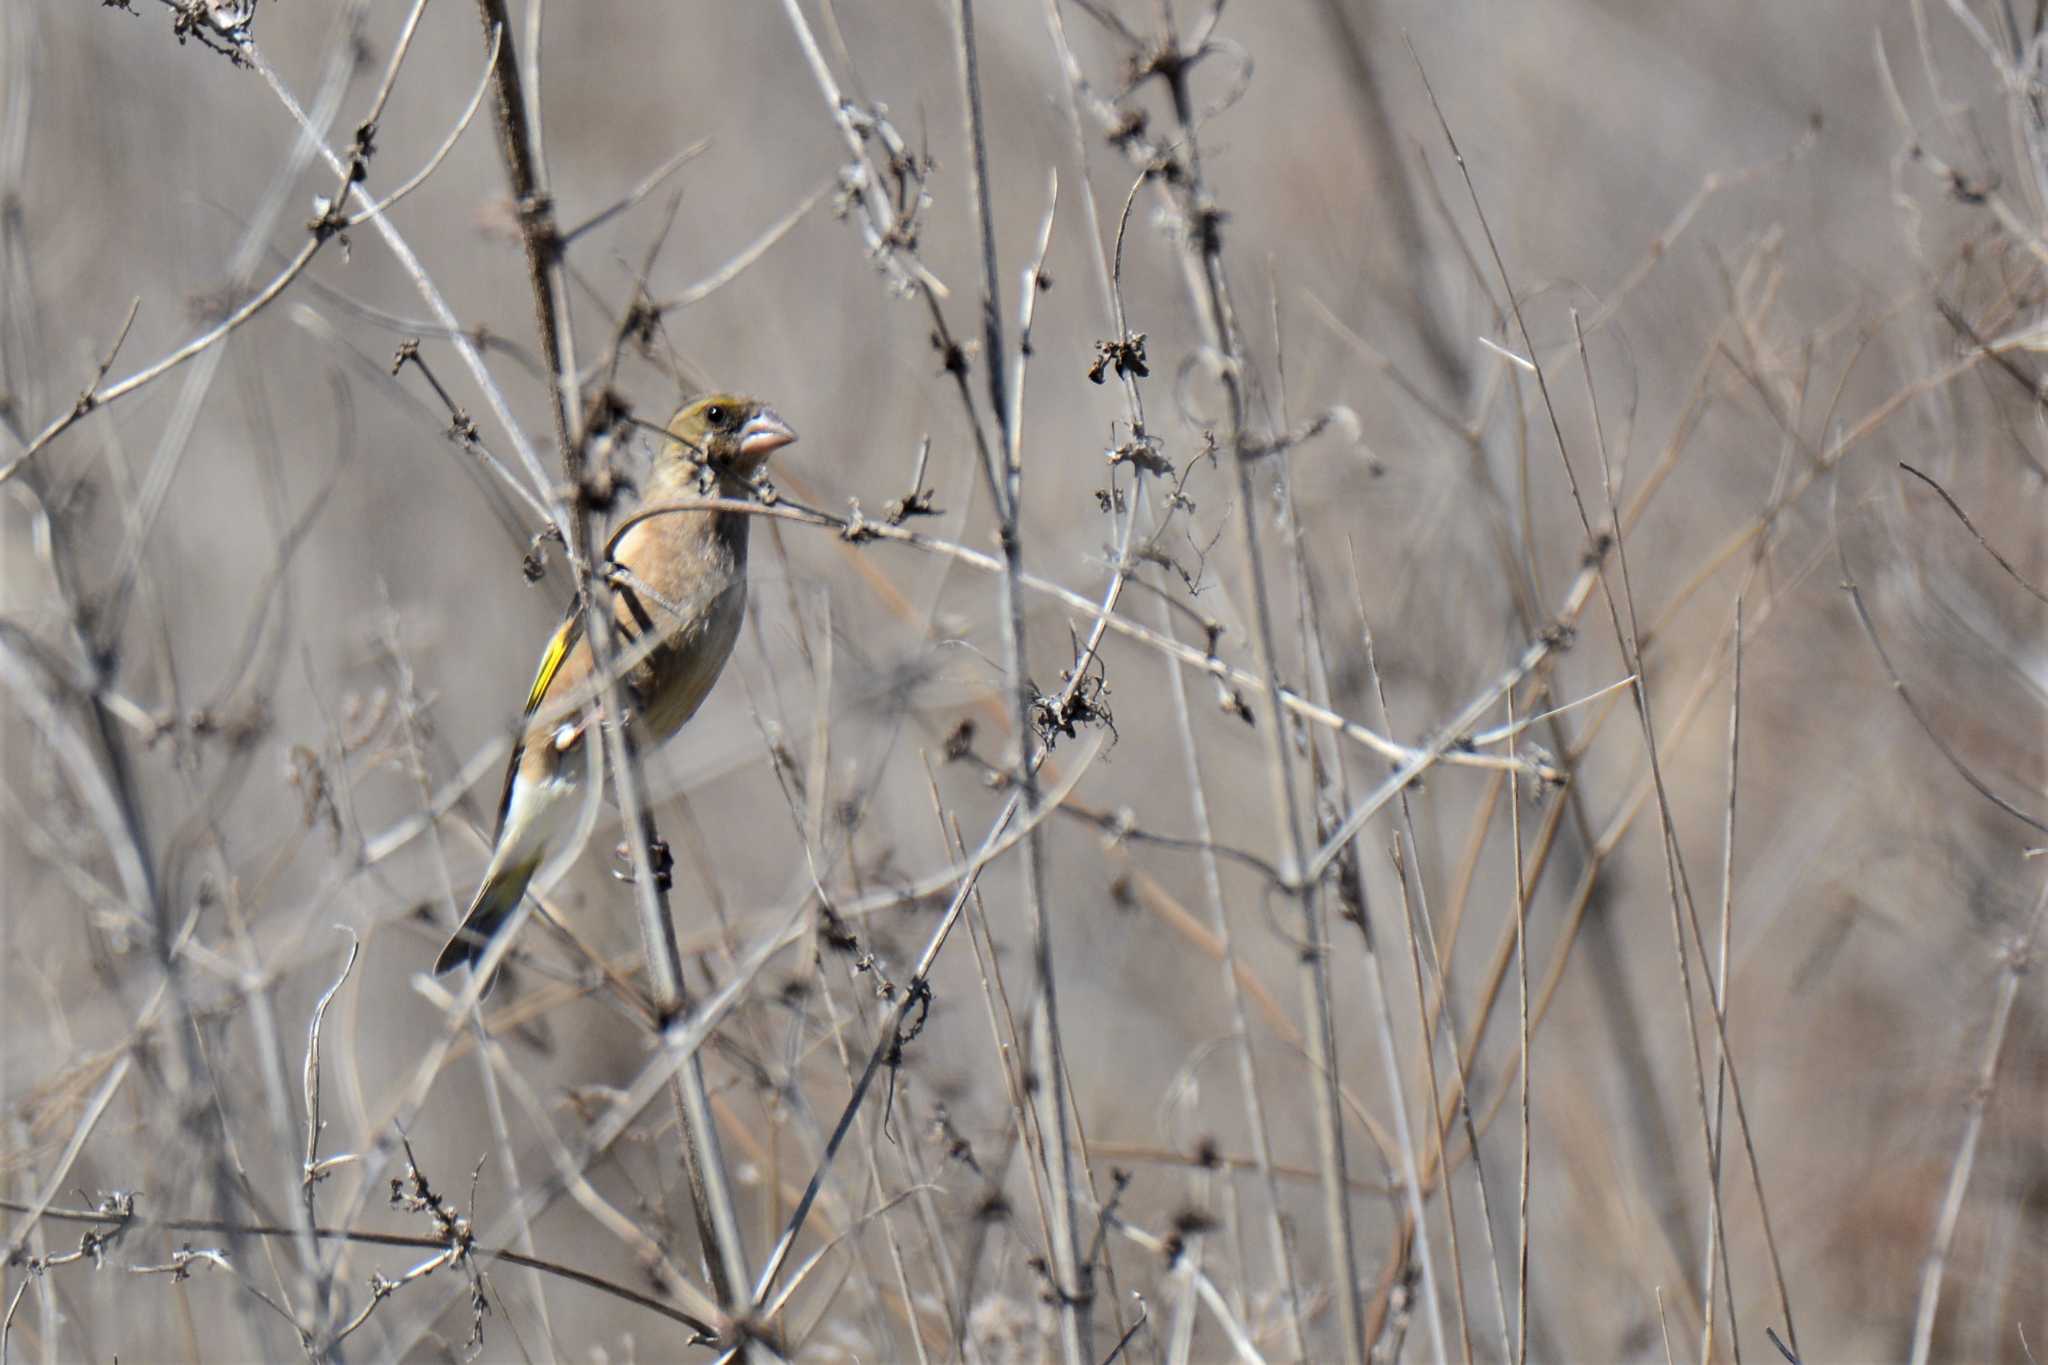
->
[525,611,585,714]
[489,610,586,840]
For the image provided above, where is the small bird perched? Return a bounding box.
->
[435,393,796,983]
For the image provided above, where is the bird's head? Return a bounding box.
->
[660,393,796,483]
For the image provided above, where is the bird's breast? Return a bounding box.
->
[606,500,752,744]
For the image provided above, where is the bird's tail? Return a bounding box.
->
[433,855,541,984]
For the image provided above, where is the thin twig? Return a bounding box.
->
[1896,461,2048,605]
[1701,599,1745,1365]
[1906,872,2048,1365]
[0,1197,718,1340]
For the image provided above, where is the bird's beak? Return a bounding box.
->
[738,409,797,459]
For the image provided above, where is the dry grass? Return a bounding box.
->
[2,1,2044,1360]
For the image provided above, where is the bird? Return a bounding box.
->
[434,392,796,985]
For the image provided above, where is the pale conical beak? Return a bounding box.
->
[738,409,796,459]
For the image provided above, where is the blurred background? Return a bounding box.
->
[3,0,2044,1359]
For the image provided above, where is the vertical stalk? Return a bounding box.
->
[1158,43,1365,1360]
[952,2,1091,1358]
[471,0,751,1327]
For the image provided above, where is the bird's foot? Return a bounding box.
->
[612,836,675,894]
[649,836,673,893]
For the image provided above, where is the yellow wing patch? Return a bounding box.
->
[524,614,582,715]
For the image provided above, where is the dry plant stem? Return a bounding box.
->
[1152,573,1308,1357]
[1494,502,1682,1310]
[1084,1145,1394,1198]
[1042,0,1152,437]
[341,31,503,231]
[472,0,578,460]
[1467,542,1825,1329]
[0,1051,131,1266]
[1105,1218,1266,1364]
[1565,324,1775,1353]
[1302,587,1458,1365]
[382,614,557,1358]
[0,1198,716,1340]
[1907,872,2048,1365]
[752,1191,938,1356]
[299,934,358,1307]
[1389,174,1765,1158]
[577,168,816,410]
[586,505,1552,783]
[804,104,1133,716]
[997,177,1138,1348]
[747,734,1106,1313]
[1438,539,1788,1160]
[468,1034,721,1333]
[469,0,749,1320]
[1152,34,1365,1359]
[1566,308,1764,1344]
[360,492,1551,917]
[99,8,377,648]
[1896,461,2048,604]
[182,496,358,1350]
[1351,863,1449,1358]
[878,1092,970,1362]
[23,774,679,1351]
[1424,42,1798,1344]
[1356,605,1508,1360]
[1453,71,1706,1336]
[649,179,831,315]
[1389,835,1494,1365]
[1311,0,1467,391]
[0,1,37,440]
[1303,554,1597,883]
[774,0,949,299]
[414,699,1095,1141]
[1342,827,1452,1365]
[196,888,331,1349]
[774,10,1139,1348]
[812,961,934,1365]
[760,624,925,1350]
[292,307,554,531]
[1165,1166,1207,1365]
[557,141,706,248]
[1285,443,1448,1358]
[748,850,994,1316]
[0,236,317,484]
[2,0,365,487]
[1701,601,1745,1365]
[1658,342,1987,646]
[5,1086,80,1356]
[951,2,1090,1356]
[250,48,559,526]
[389,914,807,1350]
[0,12,393,1324]
[1388,163,1701,1356]
[1507,691,1530,1365]
[1836,517,2047,838]
[953,804,1064,1344]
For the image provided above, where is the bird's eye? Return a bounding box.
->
[705,404,728,427]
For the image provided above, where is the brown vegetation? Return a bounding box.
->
[2,1,2043,1360]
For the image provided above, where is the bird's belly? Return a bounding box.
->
[633,581,746,742]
